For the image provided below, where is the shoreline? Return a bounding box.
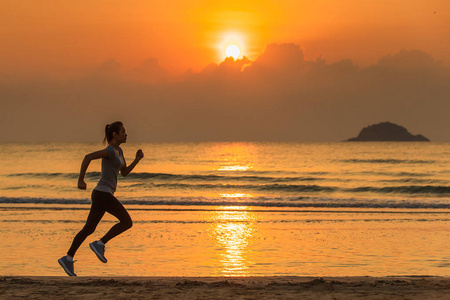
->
[2,276,449,299]
[1,206,449,277]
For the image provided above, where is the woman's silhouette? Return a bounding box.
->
[58,121,144,276]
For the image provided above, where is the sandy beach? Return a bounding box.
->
[1,276,449,299]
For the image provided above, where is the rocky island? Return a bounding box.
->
[347,122,430,142]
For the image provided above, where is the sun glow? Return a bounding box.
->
[220,33,245,60]
[225,45,241,59]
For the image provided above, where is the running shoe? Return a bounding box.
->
[89,241,107,263]
[58,256,77,277]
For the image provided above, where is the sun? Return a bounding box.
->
[219,33,245,61]
[225,45,241,59]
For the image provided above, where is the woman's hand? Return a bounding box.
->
[136,149,144,161]
[78,179,87,190]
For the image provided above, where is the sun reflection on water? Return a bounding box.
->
[209,142,257,173]
[218,165,252,171]
[220,193,253,198]
[210,207,256,276]
[206,143,259,275]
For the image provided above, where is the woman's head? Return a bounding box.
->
[103,121,127,144]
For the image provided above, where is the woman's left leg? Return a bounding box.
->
[100,194,133,244]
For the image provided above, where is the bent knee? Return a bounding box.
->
[123,218,133,230]
[127,219,133,229]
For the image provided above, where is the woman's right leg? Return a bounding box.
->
[67,193,105,257]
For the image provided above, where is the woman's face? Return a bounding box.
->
[115,126,127,143]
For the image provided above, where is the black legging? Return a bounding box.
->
[67,190,133,257]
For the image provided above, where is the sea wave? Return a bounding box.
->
[348,185,450,194]
[6,172,324,183]
[4,171,450,195]
[1,196,449,209]
[7,172,99,179]
[126,182,337,192]
[341,159,435,164]
[124,182,450,195]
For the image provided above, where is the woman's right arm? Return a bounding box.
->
[78,149,109,190]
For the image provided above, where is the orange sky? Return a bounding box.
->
[1,0,449,77]
[2,1,450,143]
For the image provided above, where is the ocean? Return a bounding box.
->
[1,142,449,276]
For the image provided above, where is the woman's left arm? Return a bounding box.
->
[121,149,144,177]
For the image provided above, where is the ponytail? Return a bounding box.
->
[103,121,123,144]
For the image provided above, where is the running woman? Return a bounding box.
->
[58,121,144,276]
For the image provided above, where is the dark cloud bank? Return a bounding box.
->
[1,44,449,142]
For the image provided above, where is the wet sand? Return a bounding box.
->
[1,276,449,299]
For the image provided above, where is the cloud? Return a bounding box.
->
[1,44,449,142]
[91,58,122,78]
[249,43,305,73]
[187,56,251,82]
[130,58,168,83]
[376,49,441,70]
